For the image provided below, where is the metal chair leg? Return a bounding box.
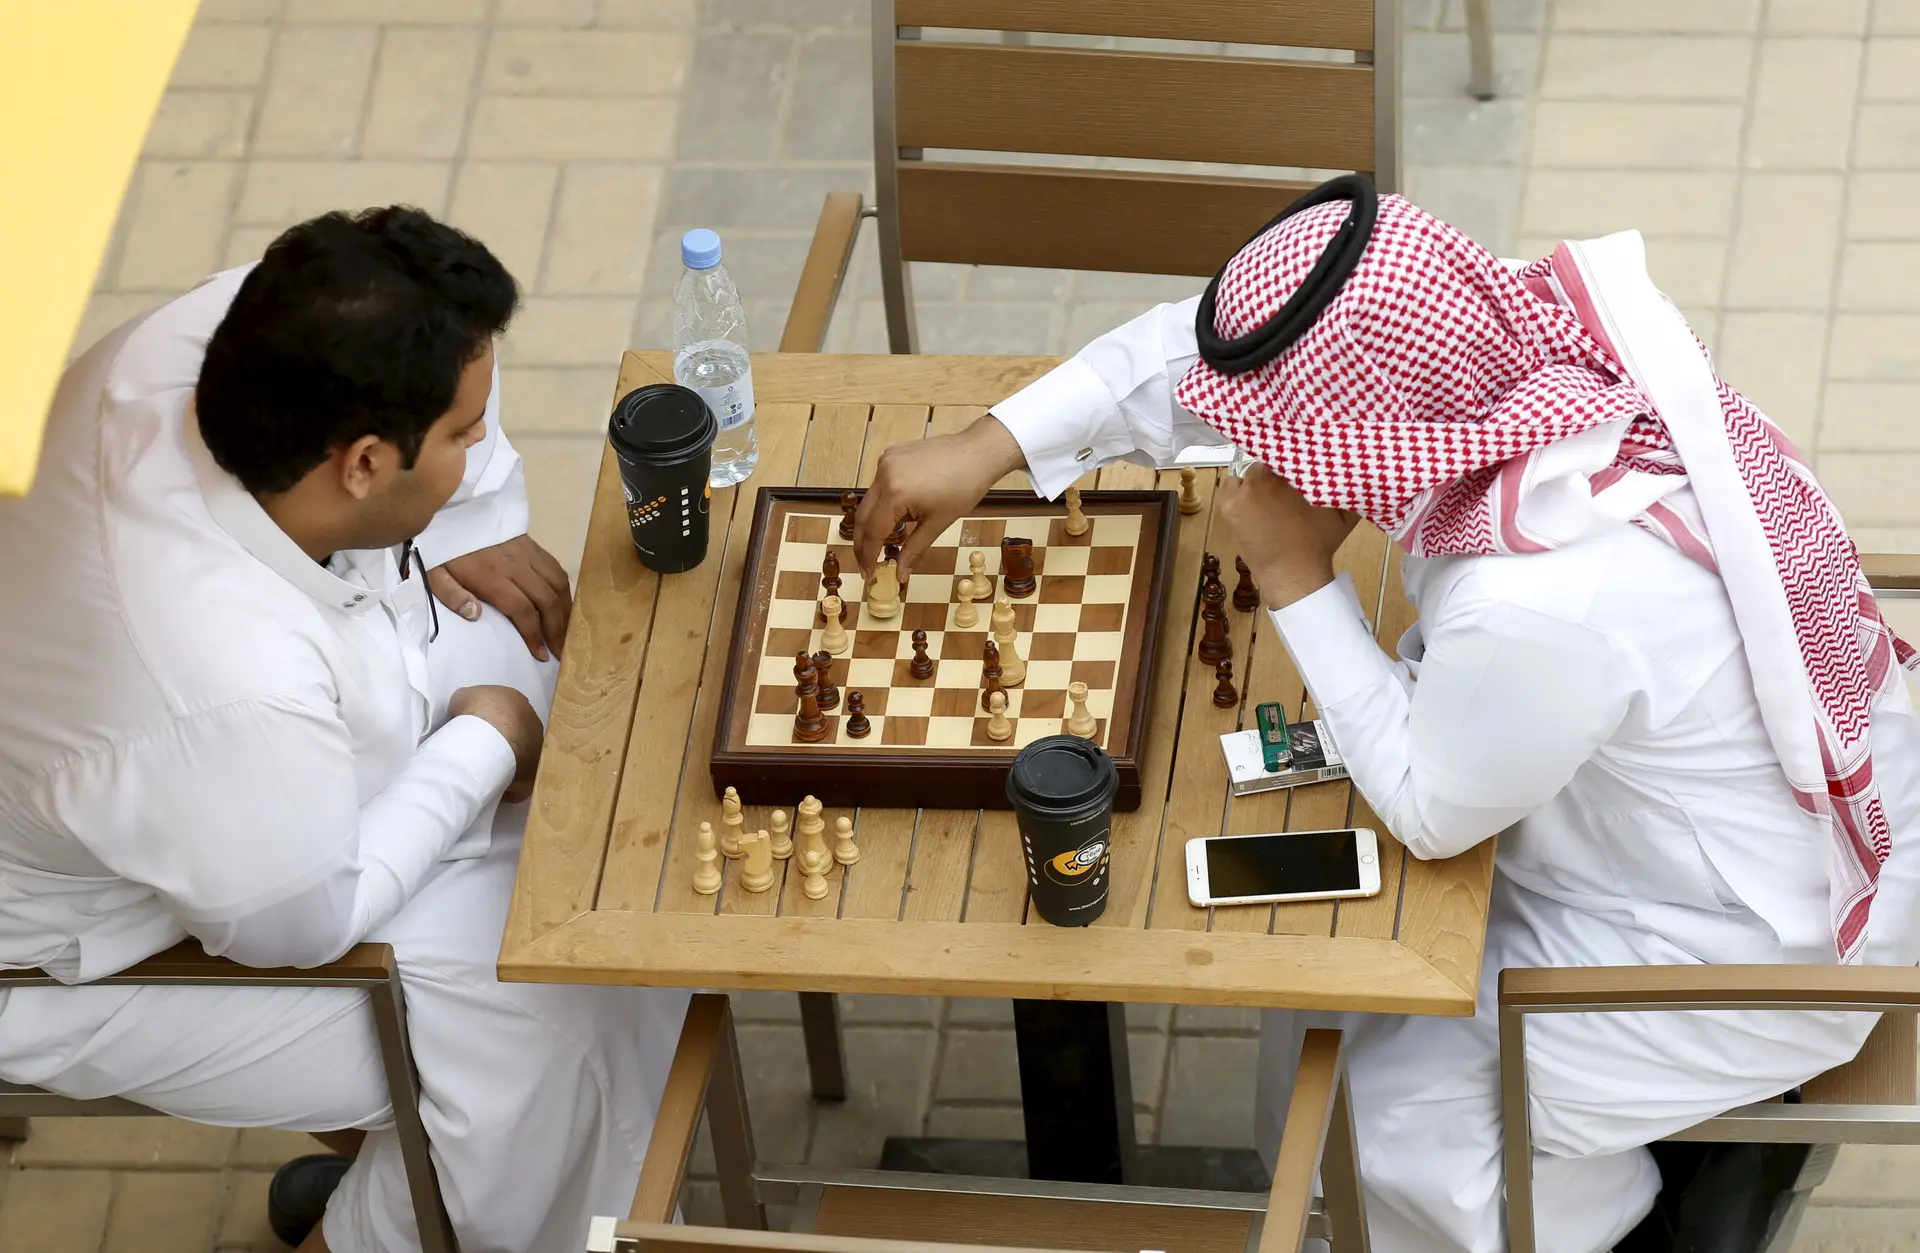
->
[1499,1003,1537,1253]
[707,999,768,1230]
[368,963,459,1253]
[1465,0,1496,100]
[798,992,848,1102]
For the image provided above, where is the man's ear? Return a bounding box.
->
[336,434,388,502]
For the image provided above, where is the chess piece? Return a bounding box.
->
[1065,680,1097,738]
[820,596,850,655]
[793,654,830,743]
[985,690,1013,741]
[1179,467,1203,515]
[886,518,908,547]
[1001,537,1037,599]
[969,550,991,599]
[769,809,793,859]
[867,557,902,619]
[801,846,830,900]
[797,796,828,866]
[833,815,860,866]
[1201,552,1223,583]
[1213,661,1239,709]
[844,690,871,737]
[839,490,859,540]
[991,593,1025,686]
[822,550,842,603]
[1063,485,1090,537]
[909,629,934,679]
[721,786,744,858]
[812,650,839,711]
[740,830,775,893]
[1197,608,1233,667]
[1202,577,1228,624]
[981,639,1003,712]
[952,575,980,628]
[1232,556,1260,613]
[693,821,722,894]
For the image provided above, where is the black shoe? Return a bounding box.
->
[1614,1141,1812,1253]
[268,1153,352,1248]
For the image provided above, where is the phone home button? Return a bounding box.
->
[1361,853,1376,865]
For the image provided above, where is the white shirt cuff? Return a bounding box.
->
[423,713,520,799]
[1268,572,1397,710]
[990,358,1137,500]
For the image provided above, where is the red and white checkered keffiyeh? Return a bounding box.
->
[1176,194,1913,960]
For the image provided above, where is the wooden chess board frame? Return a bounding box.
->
[711,487,1178,811]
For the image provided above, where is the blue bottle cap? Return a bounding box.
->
[681,228,723,270]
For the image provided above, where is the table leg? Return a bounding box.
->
[1013,999,1136,1184]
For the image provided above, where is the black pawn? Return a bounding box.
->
[909,628,934,679]
[1232,556,1260,614]
[886,519,909,546]
[839,491,859,540]
[1212,661,1238,709]
[981,639,1004,712]
[844,690,871,738]
[1197,609,1232,667]
[813,650,839,711]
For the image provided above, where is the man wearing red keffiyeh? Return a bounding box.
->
[854,187,1920,1253]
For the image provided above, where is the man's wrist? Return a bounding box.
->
[1254,563,1337,611]
[968,414,1030,480]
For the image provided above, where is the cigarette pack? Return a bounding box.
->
[1219,718,1349,796]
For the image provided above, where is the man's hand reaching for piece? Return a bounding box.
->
[429,534,572,662]
[853,415,1028,582]
[448,684,544,803]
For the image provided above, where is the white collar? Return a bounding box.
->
[185,400,387,616]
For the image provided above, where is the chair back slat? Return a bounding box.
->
[898,164,1311,277]
[1802,1011,1918,1106]
[895,0,1376,52]
[896,43,1373,172]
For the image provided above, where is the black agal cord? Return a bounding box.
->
[1194,174,1379,376]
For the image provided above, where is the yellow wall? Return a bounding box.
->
[1,1,199,495]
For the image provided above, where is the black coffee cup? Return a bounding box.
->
[1006,735,1118,926]
[608,384,717,574]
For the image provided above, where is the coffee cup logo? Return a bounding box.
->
[1043,830,1109,887]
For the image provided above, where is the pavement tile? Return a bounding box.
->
[1725,173,1844,308]
[1404,32,1540,98]
[362,28,483,159]
[1128,1030,1169,1111]
[945,998,1015,1026]
[1830,313,1920,380]
[469,96,680,161]
[231,1127,325,1167]
[1716,311,1829,448]
[659,167,874,231]
[1857,105,1920,170]
[0,1171,113,1253]
[499,0,599,25]
[671,31,793,163]
[734,1023,818,1165]
[1402,99,1531,165]
[544,165,666,295]
[224,225,283,269]
[215,1170,282,1251]
[934,1028,1021,1104]
[781,33,872,162]
[1173,1005,1263,1033]
[1791,1205,1920,1250]
[1158,1036,1260,1148]
[1551,0,1760,32]
[236,160,454,226]
[172,24,275,89]
[284,0,487,20]
[1819,383,1920,452]
[922,1106,1027,1140]
[1816,453,1920,529]
[1840,242,1920,311]
[252,25,379,158]
[1521,170,1735,237]
[1881,0,1920,34]
[600,0,700,26]
[839,996,941,1025]
[1769,0,1870,34]
[484,30,692,97]
[807,1028,938,1167]
[14,1117,236,1169]
[1865,39,1920,101]
[500,296,640,367]
[518,433,611,572]
[115,162,241,291]
[1847,173,1920,239]
[197,0,283,18]
[501,366,623,435]
[102,1172,221,1253]
[1539,34,1754,100]
[447,162,561,290]
[144,91,257,160]
[1820,1145,1920,1200]
[1529,101,1745,168]
[1746,39,1863,170]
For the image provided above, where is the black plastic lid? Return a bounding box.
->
[609,383,717,463]
[1007,735,1118,810]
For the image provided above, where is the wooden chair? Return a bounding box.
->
[1499,966,1920,1253]
[779,0,1404,356]
[0,941,457,1253]
[587,994,1371,1253]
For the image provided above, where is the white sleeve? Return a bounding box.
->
[412,358,530,565]
[50,696,516,968]
[1268,581,1634,861]
[989,297,1226,499]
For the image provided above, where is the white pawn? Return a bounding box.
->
[801,847,830,900]
[985,689,1013,742]
[953,574,980,629]
[1063,485,1090,537]
[969,551,991,600]
[769,809,793,859]
[1179,467,1202,515]
[991,593,1025,686]
[820,596,850,655]
[1065,680,1097,739]
[833,815,860,866]
[693,821,722,895]
[720,786,744,858]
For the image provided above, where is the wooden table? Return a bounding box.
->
[499,351,1496,1183]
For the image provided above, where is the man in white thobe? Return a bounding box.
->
[0,207,689,1253]
[850,186,1920,1253]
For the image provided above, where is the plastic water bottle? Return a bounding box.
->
[673,228,757,487]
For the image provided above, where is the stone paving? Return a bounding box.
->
[8,0,1920,1249]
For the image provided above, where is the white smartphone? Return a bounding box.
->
[1185,828,1382,908]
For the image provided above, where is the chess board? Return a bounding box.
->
[711,488,1177,811]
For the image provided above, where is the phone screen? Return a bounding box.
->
[1205,829,1360,898]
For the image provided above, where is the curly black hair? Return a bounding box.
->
[197,206,519,495]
